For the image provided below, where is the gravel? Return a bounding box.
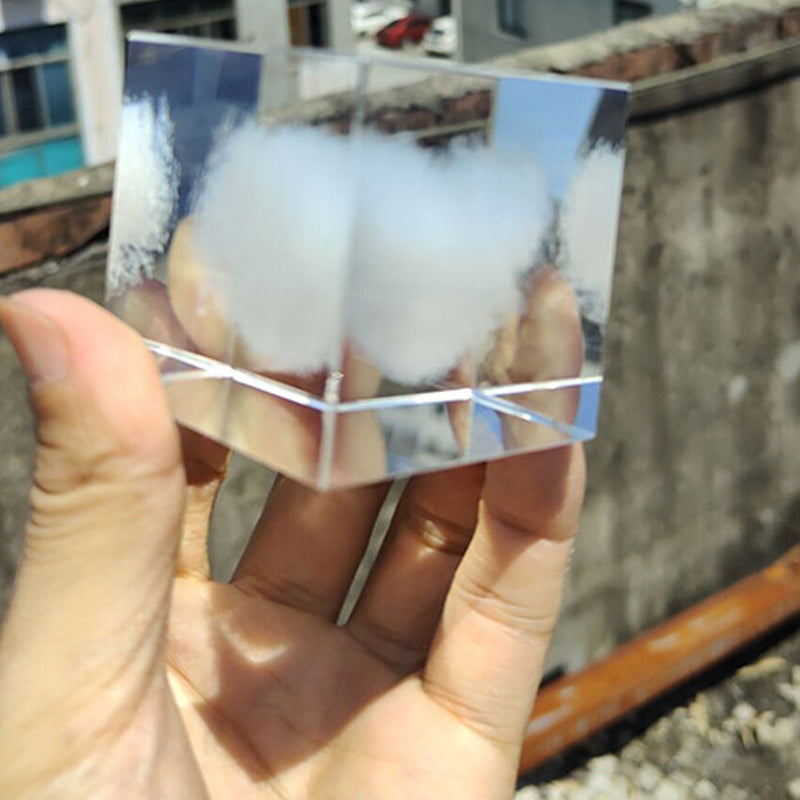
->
[517,623,800,799]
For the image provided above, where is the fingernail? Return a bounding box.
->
[0,295,69,385]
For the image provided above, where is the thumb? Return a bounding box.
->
[0,290,185,730]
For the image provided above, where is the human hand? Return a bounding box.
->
[0,290,585,800]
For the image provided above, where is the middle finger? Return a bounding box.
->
[232,476,390,620]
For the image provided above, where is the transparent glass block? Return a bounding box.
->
[107,33,629,489]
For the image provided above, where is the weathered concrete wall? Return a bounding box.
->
[1,3,800,674]
[549,71,800,669]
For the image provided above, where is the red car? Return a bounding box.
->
[376,14,433,48]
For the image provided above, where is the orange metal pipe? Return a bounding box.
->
[520,544,800,775]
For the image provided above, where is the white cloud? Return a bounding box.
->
[192,122,549,383]
[192,123,355,375]
[108,96,178,295]
[348,133,549,384]
[559,146,624,325]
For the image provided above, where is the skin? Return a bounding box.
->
[0,290,585,800]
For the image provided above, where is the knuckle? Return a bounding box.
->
[348,618,428,671]
[32,402,181,498]
[234,571,329,617]
[404,502,474,556]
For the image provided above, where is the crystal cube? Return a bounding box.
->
[106,33,629,489]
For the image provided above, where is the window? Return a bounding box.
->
[614,1,652,23]
[497,0,526,38]
[120,0,237,40]
[0,24,77,138]
[288,1,327,48]
[0,23,83,187]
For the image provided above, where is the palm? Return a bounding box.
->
[147,425,582,800]
[168,579,508,799]
[0,291,584,800]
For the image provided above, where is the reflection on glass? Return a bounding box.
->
[107,33,629,489]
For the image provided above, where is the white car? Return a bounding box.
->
[423,15,457,58]
[351,1,411,38]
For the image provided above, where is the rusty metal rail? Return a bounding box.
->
[521,544,800,774]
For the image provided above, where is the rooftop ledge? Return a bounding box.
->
[1,0,800,221]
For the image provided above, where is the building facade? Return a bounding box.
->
[0,0,350,188]
[457,0,683,62]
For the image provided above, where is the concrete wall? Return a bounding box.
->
[69,2,124,164]
[1,2,800,674]
[549,70,800,669]
[235,0,291,49]
[325,0,353,51]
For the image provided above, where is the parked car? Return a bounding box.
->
[423,15,457,58]
[376,13,433,49]
[351,1,410,38]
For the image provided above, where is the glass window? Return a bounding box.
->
[42,61,75,125]
[287,1,327,47]
[0,24,82,186]
[120,3,157,27]
[120,0,237,41]
[307,3,326,47]
[0,83,8,136]
[0,146,40,185]
[212,18,235,39]
[0,134,83,188]
[0,24,77,139]
[0,25,68,61]
[497,0,526,38]
[162,0,196,17]
[11,68,43,131]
